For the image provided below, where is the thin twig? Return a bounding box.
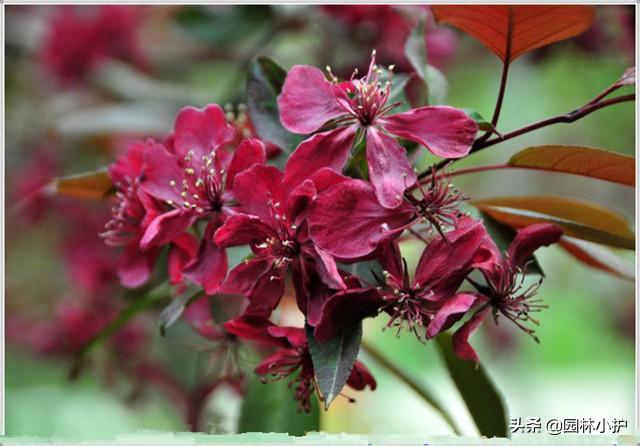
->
[418,93,635,179]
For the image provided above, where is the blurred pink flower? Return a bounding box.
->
[40,5,146,84]
[322,5,457,71]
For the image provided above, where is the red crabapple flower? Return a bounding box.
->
[224,316,376,412]
[213,164,348,321]
[102,140,196,289]
[427,223,563,362]
[313,219,488,342]
[321,5,457,71]
[278,51,477,208]
[139,104,267,294]
[308,170,467,259]
[40,5,146,85]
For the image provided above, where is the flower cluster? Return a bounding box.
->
[103,53,562,411]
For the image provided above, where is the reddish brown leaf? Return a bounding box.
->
[432,5,594,62]
[508,145,635,187]
[50,168,113,199]
[559,236,634,281]
[472,196,634,250]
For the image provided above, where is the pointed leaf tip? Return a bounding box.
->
[306,323,362,410]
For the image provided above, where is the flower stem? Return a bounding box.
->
[361,340,462,435]
[475,12,512,146]
[69,282,172,379]
[473,93,635,152]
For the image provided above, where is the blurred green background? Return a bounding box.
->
[4,4,635,438]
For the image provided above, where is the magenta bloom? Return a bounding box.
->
[103,140,161,288]
[428,223,563,362]
[214,164,347,321]
[224,316,376,411]
[278,53,477,208]
[308,172,466,259]
[102,140,197,289]
[40,5,146,85]
[140,104,267,294]
[321,5,457,71]
[314,219,488,341]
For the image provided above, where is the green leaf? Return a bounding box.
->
[436,334,509,438]
[386,72,411,104]
[238,372,320,435]
[404,17,428,81]
[246,56,301,152]
[424,64,449,104]
[404,17,449,105]
[158,285,202,336]
[306,323,362,410]
[175,5,274,45]
[463,109,501,136]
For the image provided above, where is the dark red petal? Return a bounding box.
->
[378,241,404,289]
[226,138,267,191]
[244,270,286,318]
[232,164,285,224]
[283,127,355,191]
[285,179,316,227]
[292,258,332,326]
[309,246,345,290]
[221,258,285,318]
[382,106,477,158]
[427,293,480,338]
[140,209,195,249]
[267,325,307,348]
[140,142,184,204]
[507,223,563,268]
[306,167,350,194]
[117,243,159,288]
[183,237,228,295]
[255,349,300,374]
[184,296,225,340]
[168,232,198,284]
[109,140,145,185]
[309,179,416,259]
[214,214,275,249]
[277,65,346,134]
[366,128,417,209]
[220,257,273,297]
[452,306,490,362]
[224,315,285,347]
[347,361,377,391]
[313,288,384,342]
[414,219,486,294]
[173,104,234,159]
